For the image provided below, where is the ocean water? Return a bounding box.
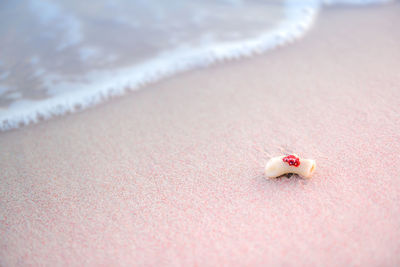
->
[0,0,393,131]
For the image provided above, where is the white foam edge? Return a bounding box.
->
[0,0,320,131]
[2,0,393,131]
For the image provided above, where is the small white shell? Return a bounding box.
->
[265,155,316,179]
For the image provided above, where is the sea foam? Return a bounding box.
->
[0,0,393,131]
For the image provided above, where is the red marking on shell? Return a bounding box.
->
[282,155,300,167]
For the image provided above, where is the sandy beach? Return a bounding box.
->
[1,3,400,266]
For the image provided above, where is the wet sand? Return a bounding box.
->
[1,3,400,266]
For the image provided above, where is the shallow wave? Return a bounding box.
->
[0,0,392,131]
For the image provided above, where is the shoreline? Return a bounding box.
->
[0,0,318,132]
[1,3,400,266]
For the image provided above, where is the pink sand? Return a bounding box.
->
[1,4,400,266]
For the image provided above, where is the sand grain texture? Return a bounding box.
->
[1,4,400,266]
